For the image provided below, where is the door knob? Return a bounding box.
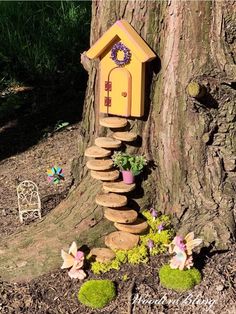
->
[121,92,127,97]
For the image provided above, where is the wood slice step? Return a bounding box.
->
[85,146,111,158]
[89,248,115,263]
[112,131,137,142]
[114,218,149,234]
[96,193,127,207]
[95,137,122,148]
[100,117,127,128]
[105,231,139,250]
[86,159,113,171]
[103,181,135,193]
[104,207,138,223]
[91,170,119,181]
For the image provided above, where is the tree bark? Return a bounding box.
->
[0,0,235,282]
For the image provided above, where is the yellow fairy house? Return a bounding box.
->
[86,20,156,117]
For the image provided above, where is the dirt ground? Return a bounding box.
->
[0,123,79,237]
[0,105,235,314]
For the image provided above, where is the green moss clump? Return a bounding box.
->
[90,211,174,274]
[187,82,201,97]
[127,245,149,264]
[141,230,171,256]
[141,211,174,256]
[78,279,116,309]
[91,259,121,274]
[187,81,206,98]
[141,211,172,232]
[159,265,201,292]
[116,250,128,263]
[90,246,149,274]
[121,274,129,281]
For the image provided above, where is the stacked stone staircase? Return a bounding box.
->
[85,117,148,262]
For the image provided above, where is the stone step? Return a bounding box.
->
[103,181,135,193]
[91,170,119,181]
[85,146,111,158]
[96,193,127,208]
[112,131,137,142]
[89,248,115,263]
[104,207,138,223]
[86,159,113,171]
[105,231,139,250]
[100,117,128,128]
[114,218,149,234]
[95,137,122,149]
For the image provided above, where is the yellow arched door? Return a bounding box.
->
[105,67,132,117]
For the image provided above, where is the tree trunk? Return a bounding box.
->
[0,0,235,282]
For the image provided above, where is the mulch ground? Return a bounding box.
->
[0,102,235,314]
[0,244,235,314]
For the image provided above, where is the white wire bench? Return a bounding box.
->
[17,180,42,223]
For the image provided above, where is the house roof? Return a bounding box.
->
[86,20,156,62]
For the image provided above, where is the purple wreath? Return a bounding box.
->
[111,42,131,67]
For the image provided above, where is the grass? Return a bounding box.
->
[0,1,91,85]
[0,1,91,126]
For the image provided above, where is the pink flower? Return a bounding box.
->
[158,224,164,233]
[147,239,154,250]
[150,208,158,220]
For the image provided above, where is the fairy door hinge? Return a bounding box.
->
[104,97,111,106]
[105,81,112,91]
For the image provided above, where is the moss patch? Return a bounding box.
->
[187,82,201,98]
[159,264,201,292]
[90,211,174,274]
[78,279,116,309]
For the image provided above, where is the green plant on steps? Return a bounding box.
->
[159,265,201,292]
[112,151,147,176]
[78,279,116,309]
[90,210,174,274]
